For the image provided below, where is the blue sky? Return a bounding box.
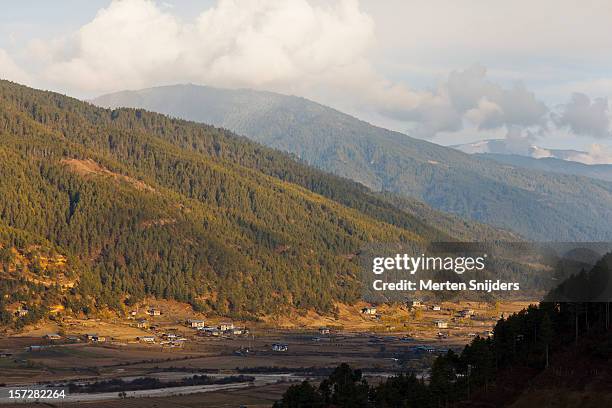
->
[1,0,611,158]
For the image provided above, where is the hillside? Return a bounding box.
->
[94,84,612,241]
[0,80,518,326]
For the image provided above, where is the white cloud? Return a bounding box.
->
[555,93,611,139]
[30,0,374,95]
[0,48,30,84]
[16,0,550,141]
[502,127,538,156]
[375,65,548,138]
[363,0,612,64]
[567,144,612,165]
[449,66,547,129]
[1,0,611,150]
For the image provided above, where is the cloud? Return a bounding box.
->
[2,0,610,149]
[567,144,612,165]
[378,65,548,138]
[0,48,30,84]
[15,0,549,140]
[29,0,374,95]
[555,93,611,139]
[450,66,547,129]
[364,0,612,66]
[502,127,538,156]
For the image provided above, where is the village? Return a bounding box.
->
[1,298,526,358]
[0,299,531,405]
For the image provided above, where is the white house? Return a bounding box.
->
[147,308,161,316]
[86,334,106,343]
[361,307,377,315]
[435,320,448,329]
[188,319,206,328]
[458,309,474,318]
[219,322,234,331]
[200,327,220,337]
[15,307,29,317]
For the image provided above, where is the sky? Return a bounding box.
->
[1,0,612,161]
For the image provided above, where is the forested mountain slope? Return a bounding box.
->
[94,84,612,241]
[0,80,510,322]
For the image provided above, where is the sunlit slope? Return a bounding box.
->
[0,80,452,318]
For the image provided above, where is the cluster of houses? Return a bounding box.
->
[127,307,162,319]
[136,318,149,329]
[457,309,475,318]
[408,299,443,311]
[85,333,106,343]
[361,306,377,315]
[361,306,382,321]
[15,306,29,317]
[40,333,105,342]
[136,332,188,347]
[37,331,188,347]
[27,333,102,350]
[43,333,62,340]
[361,301,444,316]
[432,309,477,330]
[147,308,162,316]
[189,320,249,337]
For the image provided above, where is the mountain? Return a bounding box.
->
[453,138,612,165]
[93,84,612,241]
[0,80,517,324]
[474,153,612,182]
[452,138,596,162]
[453,138,612,181]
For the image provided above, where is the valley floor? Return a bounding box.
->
[0,301,532,406]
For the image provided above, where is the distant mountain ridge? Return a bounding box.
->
[451,138,597,163]
[474,153,612,182]
[94,84,612,241]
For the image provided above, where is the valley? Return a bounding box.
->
[2,2,612,407]
[0,300,530,405]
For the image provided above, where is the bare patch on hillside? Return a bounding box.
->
[61,158,155,193]
[141,218,177,228]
